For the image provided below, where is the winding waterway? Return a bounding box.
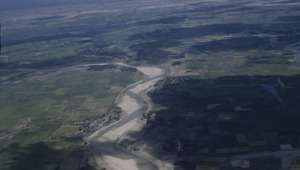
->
[86,63,168,170]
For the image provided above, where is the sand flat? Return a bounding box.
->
[90,64,165,170]
[118,94,140,116]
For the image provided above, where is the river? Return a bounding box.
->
[86,63,168,170]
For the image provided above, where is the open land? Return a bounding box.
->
[1,0,300,169]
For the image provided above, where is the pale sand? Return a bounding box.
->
[92,64,166,170]
[82,63,110,67]
[115,62,131,67]
[118,94,140,116]
[102,156,139,170]
[98,118,139,142]
[130,78,160,94]
[130,66,163,93]
[136,67,163,78]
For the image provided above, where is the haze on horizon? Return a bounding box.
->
[0,0,102,11]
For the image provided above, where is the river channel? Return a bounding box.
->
[87,63,168,170]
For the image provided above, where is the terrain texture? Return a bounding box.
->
[1,0,300,169]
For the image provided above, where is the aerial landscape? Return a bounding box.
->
[0,0,300,169]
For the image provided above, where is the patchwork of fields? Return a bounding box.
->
[1,0,300,169]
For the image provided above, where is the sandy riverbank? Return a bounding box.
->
[90,64,168,170]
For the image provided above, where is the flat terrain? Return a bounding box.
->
[0,64,143,169]
[1,0,300,169]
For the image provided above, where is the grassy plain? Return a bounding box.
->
[0,65,142,169]
[1,0,300,169]
[147,74,300,169]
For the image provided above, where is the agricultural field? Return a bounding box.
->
[0,64,143,169]
[1,0,300,169]
[131,0,300,169]
[146,74,300,169]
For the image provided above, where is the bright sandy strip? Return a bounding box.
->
[136,67,163,77]
[130,66,163,93]
[102,155,139,170]
[92,65,165,170]
[118,94,140,116]
[82,63,110,67]
[130,78,160,94]
[97,118,139,142]
[115,62,131,67]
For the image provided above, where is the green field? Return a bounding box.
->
[146,74,300,169]
[1,0,300,169]
[0,65,143,169]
